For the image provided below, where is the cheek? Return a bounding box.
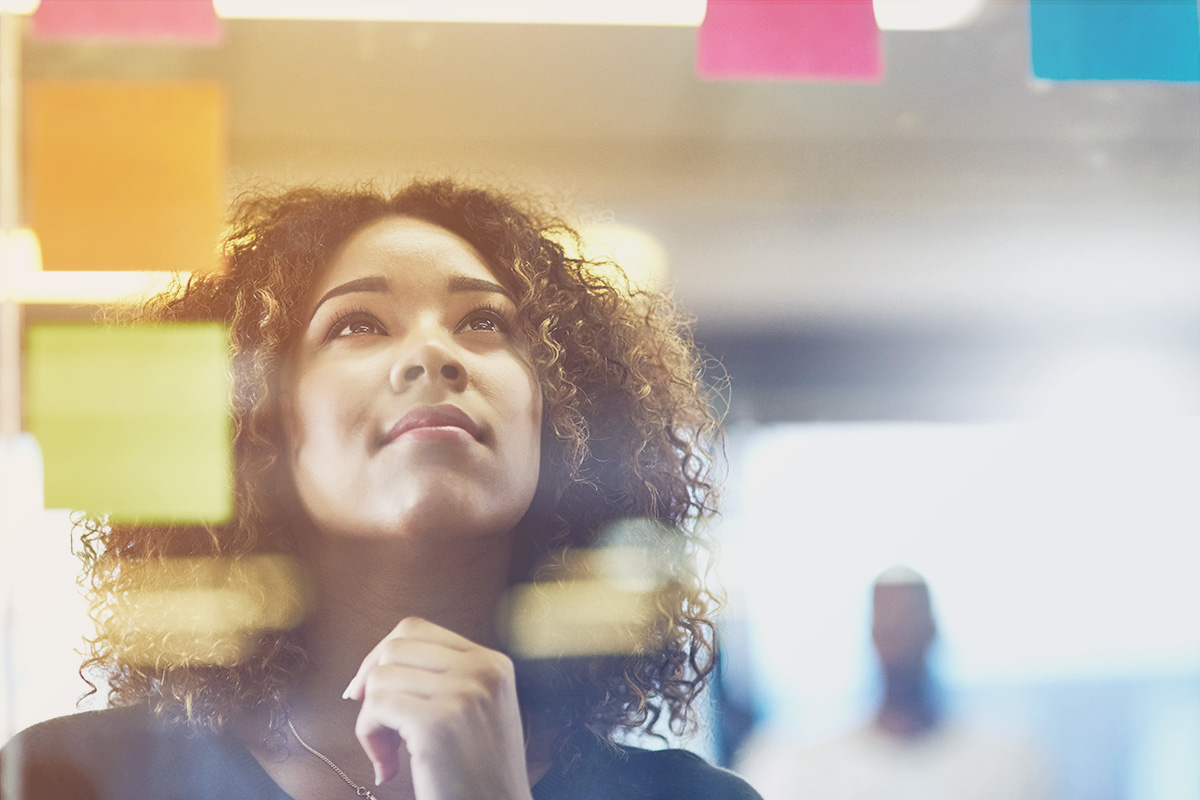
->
[284,371,353,469]
[283,380,322,464]
[519,371,544,462]
[524,398,544,480]
[492,363,543,491]
[282,391,322,507]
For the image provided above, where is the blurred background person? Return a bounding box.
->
[737,566,1051,800]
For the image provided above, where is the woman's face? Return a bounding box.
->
[284,216,543,543]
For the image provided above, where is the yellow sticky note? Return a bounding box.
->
[26,323,232,523]
[24,80,226,272]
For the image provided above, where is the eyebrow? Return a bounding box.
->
[447,275,515,303]
[312,274,515,317]
[313,276,390,315]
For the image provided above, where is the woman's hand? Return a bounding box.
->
[342,616,534,800]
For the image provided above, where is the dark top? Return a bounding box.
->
[1,704,762,800]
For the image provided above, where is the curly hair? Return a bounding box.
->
[78,179,724,748]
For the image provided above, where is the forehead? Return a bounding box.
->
[315,215,495,292]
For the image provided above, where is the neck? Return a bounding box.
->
[876,664,939,737]
[283,527,516,758]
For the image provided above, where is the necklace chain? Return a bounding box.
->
[287,718,380,800]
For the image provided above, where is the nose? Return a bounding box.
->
[388,330,468,394]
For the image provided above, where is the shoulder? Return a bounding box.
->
[620,745,763,799]
[536,735,762,800]
[1,705,282,800]
[3,705,168,774]
[2,705,159,800]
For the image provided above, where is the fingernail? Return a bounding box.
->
[374,765,383,786]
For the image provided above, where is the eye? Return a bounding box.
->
[467,316,500,333]
[460,304,512,335]
[328,309,385,340]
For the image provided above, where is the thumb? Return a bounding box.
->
[357,718,405,786]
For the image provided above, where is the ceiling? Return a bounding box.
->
[21,5,1200,420]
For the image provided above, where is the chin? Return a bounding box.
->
[326,496,530,544]
[297,468,537,542]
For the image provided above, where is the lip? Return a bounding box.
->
[383,404,480,445]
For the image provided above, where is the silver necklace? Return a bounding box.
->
[287,718,380,800]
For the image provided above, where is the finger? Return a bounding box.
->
[343,617,474,699]
[363,662,459,701]
[354,686,438,785]
[355,665,497,778]
[356,710,406,786]
[343,619,416,700]
[376,637,457,670]
[344,636,455,701]
[382,616,477,650]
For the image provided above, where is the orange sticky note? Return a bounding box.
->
[31,0,222,45]
[25,80,226,273]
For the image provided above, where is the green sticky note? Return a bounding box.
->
[26,323,232,523]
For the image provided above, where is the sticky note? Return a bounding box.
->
[31,0,222,45]
[1031,0,1200,81]
[25,80,226,272]
[26,323,233,523]
[697,0,882,82]
[111,556,306,666]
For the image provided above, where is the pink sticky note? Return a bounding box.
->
[697,0,882,82]
[32,0,222,45]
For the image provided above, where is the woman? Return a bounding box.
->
[2,180,758,800]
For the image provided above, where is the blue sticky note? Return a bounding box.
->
[1031,0,1200,81]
